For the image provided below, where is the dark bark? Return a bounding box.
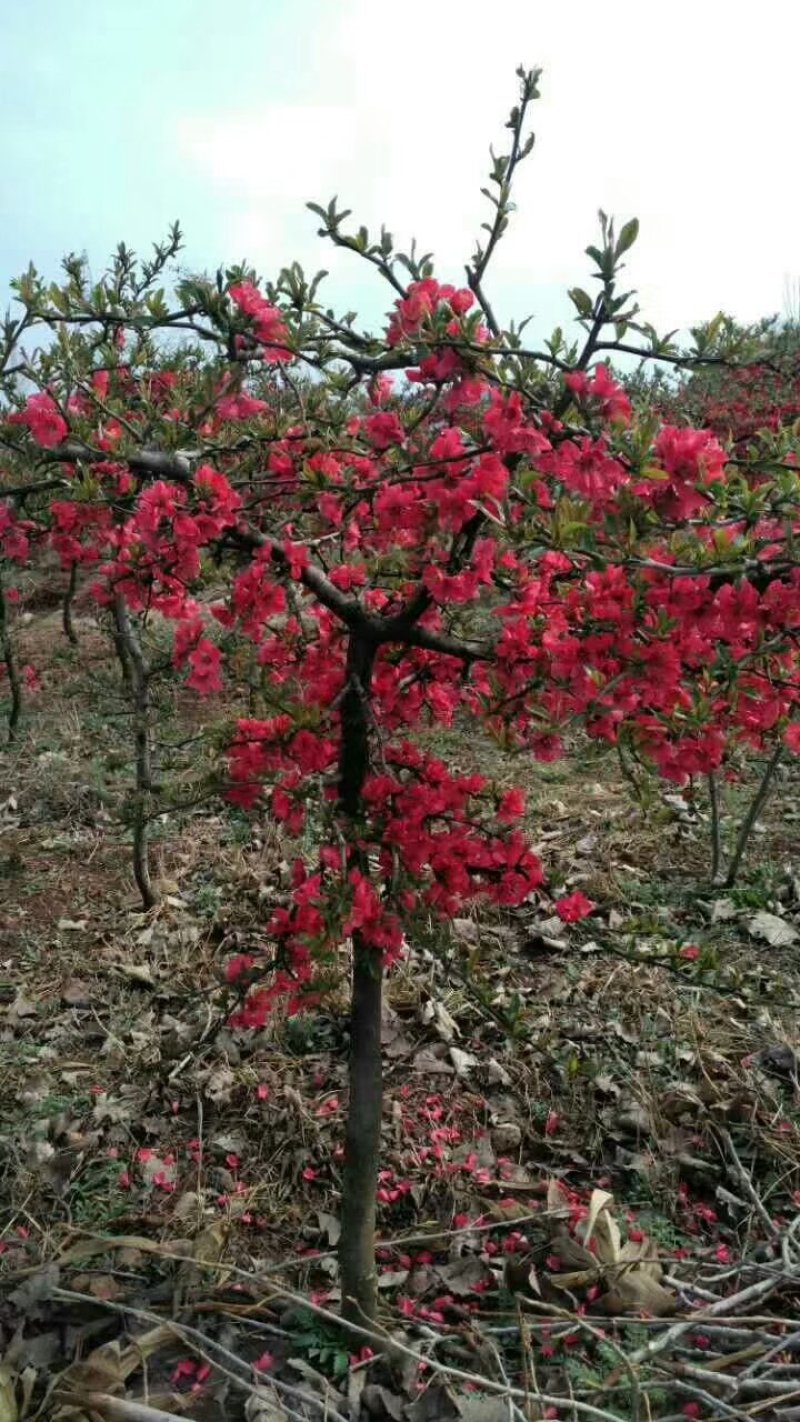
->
[0,572,22,743]
[340,931,383,1326]
[338,634,376,818]
[337,632,383,1326]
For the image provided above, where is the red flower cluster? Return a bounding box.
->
[3,265,800,1031]
[229,282,293,362]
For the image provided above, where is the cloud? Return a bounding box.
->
[173,0,800,338]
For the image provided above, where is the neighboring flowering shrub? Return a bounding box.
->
[653,316,800,452]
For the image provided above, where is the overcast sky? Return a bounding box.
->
[1,0,798,348]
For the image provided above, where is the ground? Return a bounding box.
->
[1,587,800,1421]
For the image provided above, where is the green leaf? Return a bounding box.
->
[568,287,593,319]
[615,216,640,259]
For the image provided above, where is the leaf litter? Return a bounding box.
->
[2,622,800,1418]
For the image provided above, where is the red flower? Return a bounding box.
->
[171,1359,197,1384]
[226,954,256,983]
[8,392,68,447]
[498,788,526,822]
[554,892,595,923]
[186,639,223,695]
[365,412,405,450]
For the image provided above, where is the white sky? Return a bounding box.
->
[173,0,800,342]
[1,1,796,348]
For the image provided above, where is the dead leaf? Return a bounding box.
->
[61,979,93,1006]
[406,1383,459,1422]
[546,1178,571,1213]
[535,915,567,939]
[3,1328,60,1373]
[613,1097,653,1137]
[192,1219,229,1266]
[602,1265,677,1317]
[362,1384,405,1420]
[455,1394,519,1422]
[70,1273,123,1301]
[377,1269,409,1290]
[491,1122,521,1151]
[420,998,459,1042]
[6,993,37,1021]
[0,1367,17,1422]
[316,1211,341,1247]
[748,911,799,947]
[487,1058,511,1086]
[435,1255,490,1296]
[243,1385,288,1422]
[92,1095,133,1125]
[583,1188,614,1248]
[544,1184,677,1318]
[412,1049,453,1074]
[663,792,691,815]
[548,1230,596,1279]
[449,1047,477,1077]
[710,898,738,922]
[286,1358,343,1413]
[406,1264,435,1296]
[56,1325,175,1397]
[8,1263,60,1318]
[116,963,155,986]
[590,1204,622,1265]
[204,1063,235,1102]
[594,1073,620,1096]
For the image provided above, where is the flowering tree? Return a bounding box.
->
[2,67,800,1324]
[656,313,800,452]
[620,315,800,879]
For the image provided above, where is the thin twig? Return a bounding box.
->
[627,1275,786,1367]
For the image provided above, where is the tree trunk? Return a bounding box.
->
[0,572,22,743]
[340,932,383,1325]
[336,632,383,1327]
[112,594,157,909]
